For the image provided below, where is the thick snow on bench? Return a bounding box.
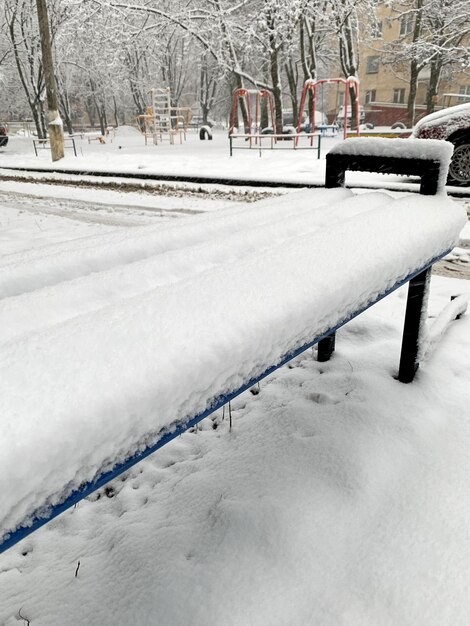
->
[329,137,454,162]
[0,188,466,539]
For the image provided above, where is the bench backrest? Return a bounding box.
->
[325,137,454,195]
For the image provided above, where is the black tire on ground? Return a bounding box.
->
[391,122,406,130]
[199,125,213,140]
[447,140,470,187]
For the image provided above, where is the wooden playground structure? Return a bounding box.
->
[229,78,360,156]
[137,88,193,145]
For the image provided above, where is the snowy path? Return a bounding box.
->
[0,190,163,227]
[0,174,257,222]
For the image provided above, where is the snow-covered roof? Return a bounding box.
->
[0,187,466,542]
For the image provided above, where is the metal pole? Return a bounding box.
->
[318,333,336,362]
[36,0,64,161]
[398,268,431,383]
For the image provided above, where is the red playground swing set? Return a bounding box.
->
[229,77,360,155]
[229,88,275,141]
[296,77,360,141]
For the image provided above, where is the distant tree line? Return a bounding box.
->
[0,0,468,137]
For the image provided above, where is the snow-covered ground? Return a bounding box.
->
[2,125,333,185]
[2,125,470,195]
[0,136,469,626]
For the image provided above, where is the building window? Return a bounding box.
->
[458,85,470,102]
[371,20,383,38]
[400,14,414,36]
[366,56,380,74]
[393,88,405,104]
[365,90,376,104]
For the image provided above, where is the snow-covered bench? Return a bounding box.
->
[0,138,466,554]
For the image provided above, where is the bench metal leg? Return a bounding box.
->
[318,332,336,362]
[398,268,431,383]
[325,163,345,189]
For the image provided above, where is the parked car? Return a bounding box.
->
[283,109,305,130]
[412,103,470,186]
[283,109,327,132]
[188,115,216,129]
[0,123,8,147]
[336,105,365,128]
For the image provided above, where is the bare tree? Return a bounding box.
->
[422,0,470,113]
[330,0,360,129]
[381,0,470,125]
[4,0,47,137]
[36,0,64,160]
[198,51,220,124]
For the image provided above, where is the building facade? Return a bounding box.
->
[328,2,470,127]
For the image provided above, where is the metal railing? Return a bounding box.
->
[229,132,321,158]
[33,136,77,157]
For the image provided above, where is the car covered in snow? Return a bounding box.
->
[412,103,470,186]
[188,115,216,129]
[335,105,365,128]
[0,123,8,148]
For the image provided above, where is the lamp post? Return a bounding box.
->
[36,0,64,161]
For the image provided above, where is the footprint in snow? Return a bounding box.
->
[307,391,341,405]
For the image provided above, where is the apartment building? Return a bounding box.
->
[328,2,470,127]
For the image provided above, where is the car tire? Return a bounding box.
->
[447,139,470,186]
[199,126,212,140]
